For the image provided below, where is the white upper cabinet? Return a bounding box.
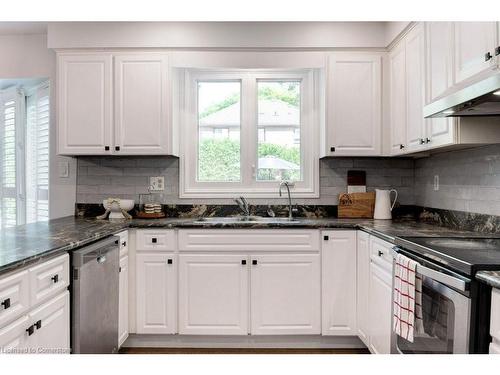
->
[321,230,357,336]
[57,51,175,156]
[453,22,498,85]
[389,42,407,155]
[114,53,170,155]
[325,53,382,156]
[405,24,426,152]
[57,53,113,155]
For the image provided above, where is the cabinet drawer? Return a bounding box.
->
[0,314,30,351]
[28,254,69,307]
[117,230,129,257]
[370,236,394,271]
[136,230,176,251]
[0,269,30,327]
[178,229,320,252]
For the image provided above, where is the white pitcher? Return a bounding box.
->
[374,189,398,220]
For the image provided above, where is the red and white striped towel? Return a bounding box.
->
[393,253,423,342]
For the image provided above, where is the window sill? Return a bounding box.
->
[179,187,320,199]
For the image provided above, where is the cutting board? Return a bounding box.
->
[338,192,376,218]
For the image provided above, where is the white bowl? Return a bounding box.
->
[103,198,135,219]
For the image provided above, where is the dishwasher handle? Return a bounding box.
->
[73,236,119,268]
[391,246,470,292]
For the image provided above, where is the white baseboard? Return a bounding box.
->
[122,334,365,349]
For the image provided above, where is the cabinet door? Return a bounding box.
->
[29,291,70,354]
[389,42,407,155]
[0,269,30,327]
[321,230,357,336]
[356,231,370,345]
[136,253,176,334]
[405,24,426,152]
[0,315,30,352]
[118,255,129,347]
[178,254,248,335]
[425,22,454,103]
[454,22,498,85]
[368,262,393,354]
[114,53,170,155]
[57,53,113,155]
[326,53,382,156]
[251,254,320,335]
[426,117,456,149]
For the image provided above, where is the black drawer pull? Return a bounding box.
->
[152,238,157,244]
[252,260,258,265]
[495,46,500,56]
[167,259,173,265]
[51,274,59,283]
[330,146,335,152]
[35,320,42,330]
[1,298,10,309]
[104,146,110,151]
[485,52,493,61]
[26,325,34,336]
[115,146,120,151]
[323,235,329,241]
[378,250,384,257]
[399,144,405,150]
[122,241,127,247]
[241,260,246,265]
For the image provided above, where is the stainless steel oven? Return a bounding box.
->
[391,246,472,354]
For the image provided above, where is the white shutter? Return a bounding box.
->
[0,88,22,228]
[26,84,50,223]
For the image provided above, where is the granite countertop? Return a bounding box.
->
[476,271,500,289]
[2,215,500,275]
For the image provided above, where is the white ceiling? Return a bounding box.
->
[0,22,47,35]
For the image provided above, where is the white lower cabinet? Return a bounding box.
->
[251,254,321,335]
[178,254,249,335]
[368,261,393,354]
[356,231,370,345]
[136,253,176,334]
[0,315,30,352]
[321,230,357,336]
[118,255,129,347]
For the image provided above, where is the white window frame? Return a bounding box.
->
[179,68,320,198]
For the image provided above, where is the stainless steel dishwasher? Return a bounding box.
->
[71,235,120,354]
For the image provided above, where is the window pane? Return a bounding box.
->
[257,81,301,181]
[197,81,241,182]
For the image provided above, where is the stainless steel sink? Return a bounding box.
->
[194,216,300,223]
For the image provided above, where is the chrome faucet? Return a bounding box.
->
[234,196,250,218]
[279,181,297,220]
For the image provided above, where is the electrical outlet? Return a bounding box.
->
[434,175,439,191]
[150,176,165,191]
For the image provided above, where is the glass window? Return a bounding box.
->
[257,81,301,181]
[197,81,241,182]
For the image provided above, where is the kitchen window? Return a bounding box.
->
[180,69,319,198]
[0,82,50,228]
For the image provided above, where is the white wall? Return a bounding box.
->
[0,34,77,219]
[47,22,388,49]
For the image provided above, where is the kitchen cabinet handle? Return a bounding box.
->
[119,266,122,273]
[26,325,34,336]
[152,237,157,243]
[167,259,173,265]
[323,235,329,241]
[1,298,10,309]
[104,146,110,151]
[252,260,258,265]
[378,250,384,257]
[419,138,425,145]
[330,146,335,152]
[122,241,127,247]
[35,320,42,330]
[425,138,431,144]
[495,46,500,56]
[485,52,493,61]
[399,144,405,150]
[115,146,120,151]
[51,274,59,283]
[241,260,247,265]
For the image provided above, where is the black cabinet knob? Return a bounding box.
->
[51,274,59,283]
[122,241,127,247]
[26,325,34,336]
[419,138,425,145]
[485,52,493,61]
[399,144,405,150]
[378,250,384,257]
[167,259,173,265]
[104,146,110,151]
[495,46,500,56]
[425,138,431,144]
[119,266,122,273]
[252,260,258,265]
[241,260,247,265]
[323,235,329,241]
[115,146,120,151]
[35,320,42,330]
[330,146,335,152]
[151,237,157,243]
[1,298,10,309]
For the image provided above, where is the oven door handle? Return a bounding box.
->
[392,247,470,292]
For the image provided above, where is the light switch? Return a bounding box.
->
[59,162,69,178]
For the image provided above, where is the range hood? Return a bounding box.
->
[424,73,500,118]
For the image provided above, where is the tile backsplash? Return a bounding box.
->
[76,156,415,205]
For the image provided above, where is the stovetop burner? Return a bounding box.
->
[395,237,500,276]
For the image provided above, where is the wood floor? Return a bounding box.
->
[119,347,370,354]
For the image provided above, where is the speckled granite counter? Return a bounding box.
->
[2,215,500,275]
[476,271,500,288]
